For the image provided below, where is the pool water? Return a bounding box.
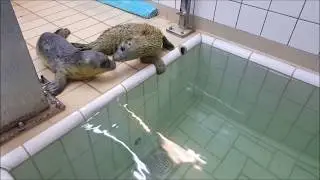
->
[11,44,319,180]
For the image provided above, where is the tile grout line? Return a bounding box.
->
[105,103,120,177]
[212,0,218,22]
[228,57,250,110]
[18,1,108,42]
[20,146,45,180]
[261,77,291,135]
[286,0,307,46]
[59,139,78,179]
[85,131,102,179]
[242,65,269,123]
[216,105,317,176]
[53,0,138,38]
[234,0,243,29]
[259,0,273,36]
[233,0,319,25]
[280,86,316,142]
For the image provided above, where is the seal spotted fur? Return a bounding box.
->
[71,23,174,74]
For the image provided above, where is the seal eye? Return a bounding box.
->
[120,46,125,52]
[128,42,131,46]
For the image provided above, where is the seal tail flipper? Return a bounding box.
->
[71,42,91,51]
[45,70,67,96]
[162,36,175,51]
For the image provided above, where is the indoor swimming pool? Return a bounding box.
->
[9,39,319,180]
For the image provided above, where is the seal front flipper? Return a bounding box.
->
[141,56,166,75]
[45,70,67,96]
[162,36,174,51]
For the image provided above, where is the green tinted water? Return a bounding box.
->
[12,44,319,180]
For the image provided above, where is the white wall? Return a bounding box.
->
[155,0,320,55]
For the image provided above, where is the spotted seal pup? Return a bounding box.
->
[71,23,175,74]
[36,28,116,96]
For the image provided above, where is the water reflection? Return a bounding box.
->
[122,103,151,133]
[82,99,208,179]
[82,123,150,180]
[157,132,206,170]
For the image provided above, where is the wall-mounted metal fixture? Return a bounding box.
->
[166,0,195,38]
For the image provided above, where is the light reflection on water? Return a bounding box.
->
[122,103,152,133]
[157,132,207,170]
[80,99,208,179]
[82,123,150,180]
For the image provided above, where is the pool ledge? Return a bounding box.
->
[201,33,319,87]
[1,32,319,179]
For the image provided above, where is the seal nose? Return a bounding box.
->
[112,54,120,61]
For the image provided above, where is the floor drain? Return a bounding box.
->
[145,150,173,180]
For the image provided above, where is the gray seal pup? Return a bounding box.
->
[36,28,116,96]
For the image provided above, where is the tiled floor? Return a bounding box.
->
[1,0,196,155]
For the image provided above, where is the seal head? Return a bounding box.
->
[112,38,138,62]
[66,50,116,80]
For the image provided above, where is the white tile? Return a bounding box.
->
[213,39,252,59]
[194,0,216,20]
[161,47,182,66]
[201,34,215,45]
[270,0,304,18]
[300,0,320,24]
[261,12,296,44]
[214,1,241,28]
[159,0,175,9]
[0,146,29,171]
[242,0,271,9]
[79,84,126,119]
[181,33,202,51]
[23,111,85,156]
[250,53,295,77]
[293,68,320,87]
[0,169,14,180]
[121,65,156,92]
[289,20,319,55]
[236,4,267,35]
[175,0,180,10]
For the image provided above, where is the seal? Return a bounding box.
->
[36,28,116,96]
[71,23,175,74]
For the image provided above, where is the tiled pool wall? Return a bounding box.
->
[1,33,319,180]
[193,42,319,162]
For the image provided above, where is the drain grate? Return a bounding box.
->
[145,150,174,180]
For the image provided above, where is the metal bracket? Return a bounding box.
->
[166,23,194,38]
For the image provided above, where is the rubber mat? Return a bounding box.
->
[97,0,158,19]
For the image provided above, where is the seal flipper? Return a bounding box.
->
[141,56,166,74]
[162,36,174,51]
[45,70,67,96]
